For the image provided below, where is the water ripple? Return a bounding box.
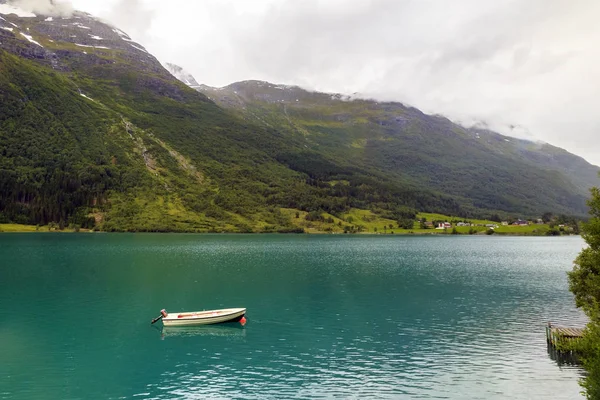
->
[0,235,588,399]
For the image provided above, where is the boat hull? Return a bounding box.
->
[162,308,246,327]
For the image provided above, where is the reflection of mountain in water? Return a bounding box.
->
[158,324,247,340]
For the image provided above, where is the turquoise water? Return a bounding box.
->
[0,234,587,399]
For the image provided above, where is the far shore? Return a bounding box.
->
[0,223,576,237]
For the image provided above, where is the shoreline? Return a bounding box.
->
[0,224,577,237]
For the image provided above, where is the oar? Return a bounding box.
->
[151,309,168,325]
[151,315,163,325]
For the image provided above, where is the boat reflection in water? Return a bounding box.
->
[157,323,247,340]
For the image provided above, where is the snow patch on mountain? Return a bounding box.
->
[20,32,43,47]
[129,43,147,53]
[80,93,94,101]
[72,22,90,29]
[111,27,131,40]
[162,62,201,88]
[75,43,110,50]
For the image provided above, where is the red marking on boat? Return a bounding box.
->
[177,310,224,318]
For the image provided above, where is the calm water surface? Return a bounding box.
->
[0,234,588,399]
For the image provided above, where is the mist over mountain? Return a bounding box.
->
[162,62,201,89]
[3,0,73,17]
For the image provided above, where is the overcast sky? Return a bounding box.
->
[59,1,600,167]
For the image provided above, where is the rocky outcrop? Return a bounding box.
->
[0,6,170,76]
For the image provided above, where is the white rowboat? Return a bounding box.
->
[160,308,246,327]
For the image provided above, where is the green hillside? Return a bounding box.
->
[0,10,597,232]
[200,81,598,219]
[0,12,462,232]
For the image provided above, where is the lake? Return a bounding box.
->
[0,234,588,399]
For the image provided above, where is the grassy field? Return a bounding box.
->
[281,209,345,233]
[494,224,551,235]
[1,210,558,236]
[282,208,405,234]
[339,209,398,233]
[283,208,553,235]
[416,212,497,226]
[0,224,51,232]
[0,224,90,233]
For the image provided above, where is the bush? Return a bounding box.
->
[398,218,414,229]
[305,211,324,222]
[568,187,600,398]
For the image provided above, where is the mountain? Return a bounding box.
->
[0,3,597,233]
[191,80,600,218]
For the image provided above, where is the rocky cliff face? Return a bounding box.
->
[0,1,164,74]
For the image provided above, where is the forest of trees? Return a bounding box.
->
[0,47,472,231]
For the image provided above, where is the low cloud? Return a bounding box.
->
[9,0,73,17]
[205,0,600,165]
[104,0,155,43]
